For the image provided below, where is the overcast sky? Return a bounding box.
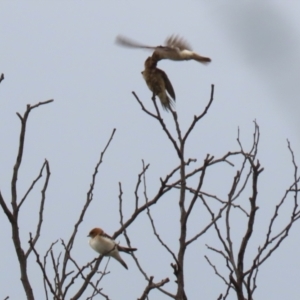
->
[1,1,300,299]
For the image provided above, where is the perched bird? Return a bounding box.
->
[88,227,137,270]
[116,34,211,64]
[141,56,176,111]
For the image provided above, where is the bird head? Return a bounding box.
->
[88,227,103,238]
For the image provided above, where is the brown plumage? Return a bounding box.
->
[141,56,176,112]
[116,34,211,64]
[116,34,210,111]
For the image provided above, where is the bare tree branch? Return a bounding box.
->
[0,191,13,223]
[0,73,4,84]
[25,160,51,258]
[183,84,214,143]
[137,276,170,300]
[0,100,53,300]
[29,234,58,298]
[205,122,300,300]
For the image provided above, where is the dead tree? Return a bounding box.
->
[0,100,53,300]
[205,129,300,300]
[131,87,300,300]
[131,85,233,299]
[1,84,299,300]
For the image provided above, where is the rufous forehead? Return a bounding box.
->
[89,227,103,236]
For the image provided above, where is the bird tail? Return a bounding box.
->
[191,53,211,64]
[119,259,128,269]
[111,251,129,269]
[159,94,175,112]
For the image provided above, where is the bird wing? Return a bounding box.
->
[102,232,115,241]
[116,35,156,50]
[164,35,192,51]
[157,68,176,100]
[116,35,192,51]
[117,245,137,253]
[153,36,193,61]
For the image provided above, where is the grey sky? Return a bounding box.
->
[0,1,300,299]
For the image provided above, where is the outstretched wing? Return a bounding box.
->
[115,35,156,50]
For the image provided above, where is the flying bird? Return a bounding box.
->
[116,34,211,64]
[116,34,209,111]
[88,227,137,270]
[141,56,176,111]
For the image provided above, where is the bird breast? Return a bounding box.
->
[89,236,116,255]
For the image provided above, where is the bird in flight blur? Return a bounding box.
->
[116,34,211,111]
[116,34,211,64]
[88,227,137,270]
[141,56,175,111]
